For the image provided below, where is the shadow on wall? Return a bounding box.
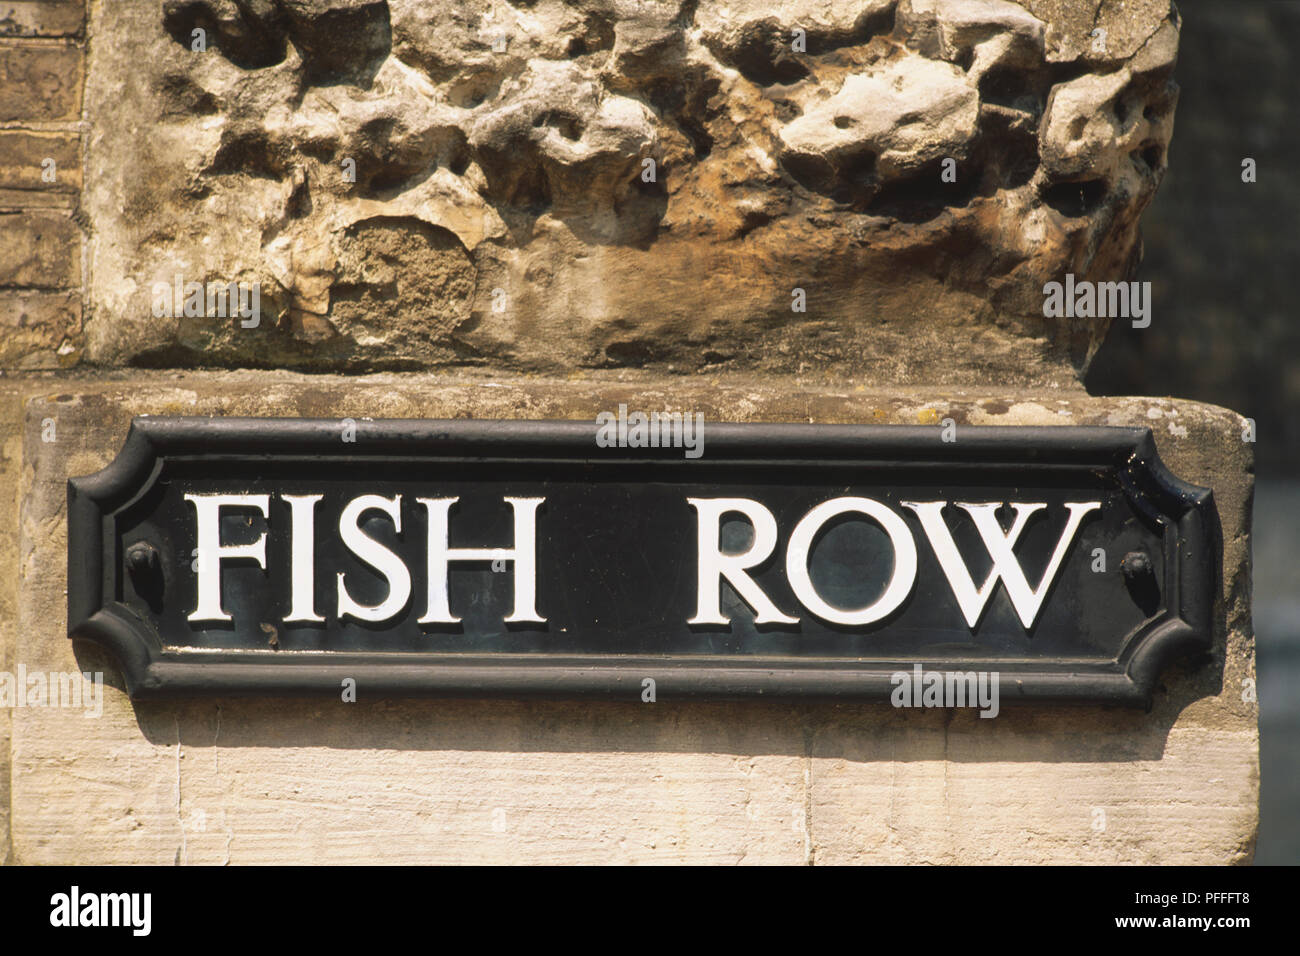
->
[64,640,1230,765]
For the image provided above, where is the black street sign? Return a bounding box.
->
[67,418,1218,704]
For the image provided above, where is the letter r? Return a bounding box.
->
[687,497,798,626]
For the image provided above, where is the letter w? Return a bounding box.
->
[901,501,1100,629]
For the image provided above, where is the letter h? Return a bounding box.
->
[417,497,546,624]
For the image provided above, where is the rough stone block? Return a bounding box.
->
[0,211,80,289]
[0,1,85,38]
[83,1,1180,382]
[0,290,82,366]
[0,130,79,192]
[0,41,82,122]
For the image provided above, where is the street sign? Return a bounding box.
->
[67,418,1217,704]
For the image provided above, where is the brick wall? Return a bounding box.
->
[0,0,85,369]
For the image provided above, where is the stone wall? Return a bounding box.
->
[0,0,1258,864]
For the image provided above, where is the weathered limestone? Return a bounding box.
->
[79,1,1179,381]
[0,371,1257,864]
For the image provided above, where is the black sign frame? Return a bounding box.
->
[68,417,1218,705]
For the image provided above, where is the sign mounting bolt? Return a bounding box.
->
[126,541,161,584]
[1121,550,1153,580]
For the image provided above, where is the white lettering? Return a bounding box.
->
[687,497,798,626]
[417,497,545,624]
[902,500,1100,628]
[185,494,270,622]
[336,495,411,624]
[785,497,917,625]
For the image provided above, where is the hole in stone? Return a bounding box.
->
[208,130,286,179]
[360,116,397,142]
[836,150,878,191]
[976,109,1040,189]
[782,151,838,194]
[1003,139,1039,188]
[645,76,719,160]
[299,138,337,162]
[738,209,773,237]
[534,111,584,140]
[978,67,1039,112]
[866,159,979,222]
[156,73,220,118]
[162,2,287,70]
[633,160,667,198]
[604,339,654,366]
[286,1,392,87]
[724,22,810,86]
[1041,179,1107,217]
[445,71,503,109]
[366,167,426,194]
[575,12,615,54]
[802,4,895,54]
[287,174,312,218]
[1133,144,1163,171]
[680,115,713,159]
[834,115,854,129]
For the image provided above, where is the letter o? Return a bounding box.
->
[785,497,917,625]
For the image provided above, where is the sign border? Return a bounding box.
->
[67,418,1218,705]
